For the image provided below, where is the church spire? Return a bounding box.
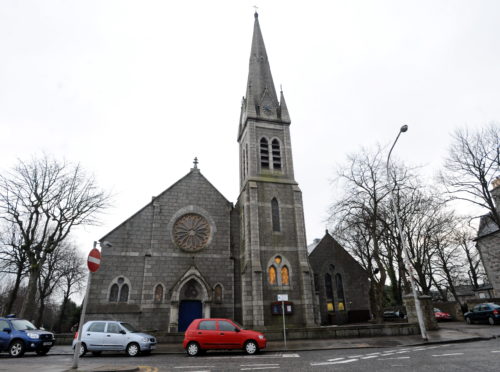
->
[239,12,290,139]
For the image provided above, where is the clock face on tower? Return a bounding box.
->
[173,213,211,252]
[263,105,272,115]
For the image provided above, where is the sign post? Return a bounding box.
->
[72,242,101,369]
[277,294,288,350]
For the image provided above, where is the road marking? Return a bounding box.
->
[240,364,279,367]
[347,354,363,358]
[366,352,381,355]
[432,353,464,357]
[311,359,358,366]
[174,366,215,369]
[361,355,379,359]
[327,358,345,362]
[379,357,410,360]
[491,351,500,353]
[281,353,300,357]
[241,368,280,371]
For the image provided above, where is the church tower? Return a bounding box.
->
[236,13,315,328]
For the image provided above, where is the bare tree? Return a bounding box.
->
[0,155,110,320]
[36,246,66,327]
[329,146,394,322]
[55,244,86,333]
[440,123,500,227]
[0,223,28,314]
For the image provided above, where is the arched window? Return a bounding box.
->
[119,284,129,302]
[325,273,334,312]
[268,266,277,284]
[108,277,130,303]
[109,284,119,302]
[268,255,291,286]
[271,198,280,232]
[214,284,223,304]
[281,266,289,285]
[336,273,345,311]
[271,139,281,170]
[154,284,164,304]
[260,138,269,168]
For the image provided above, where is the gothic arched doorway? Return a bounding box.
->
[169,266,212,332]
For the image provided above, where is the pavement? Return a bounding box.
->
[48,321,500,359]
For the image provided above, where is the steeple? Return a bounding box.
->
[239,12,290,139]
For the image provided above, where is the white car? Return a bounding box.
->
[72,321,156,357]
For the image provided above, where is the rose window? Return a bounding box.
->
[173,214,211,252]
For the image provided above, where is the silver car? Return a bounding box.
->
[72,321,156,357]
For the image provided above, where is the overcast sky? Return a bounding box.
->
[1,0,499,255]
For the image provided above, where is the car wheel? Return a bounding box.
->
[126,342,140,357]
[9,340,25,358]
[244,340,258,355]
[466,317,471,325]
[36,348,50,356]
[186,342,201,357]
[77,343,87,357]
[488,316,496,325]
[91,351,102,356]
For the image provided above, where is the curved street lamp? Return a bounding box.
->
[386,125,428,341]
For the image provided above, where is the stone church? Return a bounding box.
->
[87,13,369,332]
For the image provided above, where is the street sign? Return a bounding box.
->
[87,248,101,272]
[277,294,288,301]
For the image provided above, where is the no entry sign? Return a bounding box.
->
[87,248,101,272]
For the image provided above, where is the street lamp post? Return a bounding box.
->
[386,125,428,341]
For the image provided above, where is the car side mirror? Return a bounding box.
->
[235,328,240,332]
[39,327,46,331]
[2,328,11,333]
[120,330,126,334]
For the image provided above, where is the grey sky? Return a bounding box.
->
[1,1,499,254]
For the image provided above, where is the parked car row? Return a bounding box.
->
[1,315,266,358]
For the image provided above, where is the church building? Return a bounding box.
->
[87,13,368,332]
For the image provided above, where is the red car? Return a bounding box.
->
[183,318,266,356]
[434,308,452,321]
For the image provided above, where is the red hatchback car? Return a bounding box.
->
[183,318,266,356]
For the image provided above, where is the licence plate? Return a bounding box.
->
[150,345,156,350]
[43,342,52,346]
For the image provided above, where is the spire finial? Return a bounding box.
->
[253,5,258,17]
[193,157,198,169]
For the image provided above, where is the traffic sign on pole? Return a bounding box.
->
[87,248,101,272]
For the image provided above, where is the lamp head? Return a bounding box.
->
[400,125,408,133]
[100,241,112,248]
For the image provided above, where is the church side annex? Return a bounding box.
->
[86,12,369,332]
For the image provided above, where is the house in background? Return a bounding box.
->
[308,232,371,325]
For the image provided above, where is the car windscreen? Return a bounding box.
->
[11,319,38,331]
[120,323,138,332]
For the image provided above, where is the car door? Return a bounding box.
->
[217,320,242,349]
[196,320,218,349]
[471,305,481,322]
[104,322,126,350]
[85,322,106,350]
[0,320,11,350]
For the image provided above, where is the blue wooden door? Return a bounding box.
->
[178,300,202,332]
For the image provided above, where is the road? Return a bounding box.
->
[1,338,499,372]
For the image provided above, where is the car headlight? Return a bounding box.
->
[27,332,39,339]
[258,335,265,340]
[142,337,150,342]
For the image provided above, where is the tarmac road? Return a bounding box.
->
[0,338,499,372]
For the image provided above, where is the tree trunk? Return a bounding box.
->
[57,295,70,333]
[20,264,41,321]
[6,265,24,314]
[36,299,46,328]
